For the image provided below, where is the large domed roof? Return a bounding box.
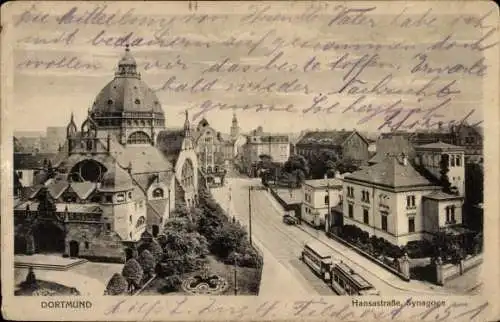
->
[91,46,163,115]
[92,77,163,114]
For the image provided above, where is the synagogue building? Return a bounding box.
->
[14,47,198,262]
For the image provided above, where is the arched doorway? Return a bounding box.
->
[69,240,79,257]
[152,225,159,238]
[33,221,65,253]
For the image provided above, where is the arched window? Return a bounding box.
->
[181,159,195,191]
[152,188,164,198]
[136,216,146,228]
[69,159,107,182]
[127,131,151,144]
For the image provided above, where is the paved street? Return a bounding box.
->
[212,177,458,296]
[212,178,333,295]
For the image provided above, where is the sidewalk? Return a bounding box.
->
[252,238,312,296]
[263,189,460,295]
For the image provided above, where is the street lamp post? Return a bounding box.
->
[227,185,231,219]
[233,253,239,295]
[326,182,331,232]
[168,187,171,218]
[248,186,253,246]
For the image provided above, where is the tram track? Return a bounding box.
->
[260,186,454,296]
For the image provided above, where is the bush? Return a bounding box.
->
[138,250,155,278]
[210,223,247,258]
[404,240,434,258]
[225,244,263,269]
[159,227,210,276]
[105,273,128,295]
[159,275,183,293]
[338,225,403,258]
[125,247,138,261]
[147,239,164,264]
[122,258,144,288]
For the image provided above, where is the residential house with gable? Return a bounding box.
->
[342,141,466,247]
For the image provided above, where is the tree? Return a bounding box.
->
[465,162,483,205]
[257,154,274,173]
[158,223,209,277]
[307,149,339,179]
[23,266,38,289]
[147,239,164,265]
[159,275,183,293]
[333,156,359,174]
[125,247,138,261]
[282,155,309,186]
[294,168,306,187]
[122,258,144,293]
[138,250,155,279]
[105,273,128,295]
[163,217,197,233]
[439,154,452,193]
[210,222,247,258]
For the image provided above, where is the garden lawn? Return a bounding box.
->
[138,256,262,295]
[15,280,80,296]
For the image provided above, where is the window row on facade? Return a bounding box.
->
[347,203,418,234]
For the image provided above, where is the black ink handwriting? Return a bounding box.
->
[327,5,378,28]
[188,100,298,121]
[16,55,101,71]
[411,53,488,77]
[335,73,461,99]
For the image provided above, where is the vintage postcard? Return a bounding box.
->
[1,1,499,321]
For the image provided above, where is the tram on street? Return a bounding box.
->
[329,261,380,296]
[301,241,333,281]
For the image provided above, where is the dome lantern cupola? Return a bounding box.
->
[115,44,140,79]
[90,47,166,146]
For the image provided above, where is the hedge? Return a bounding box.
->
[339,225,404,258]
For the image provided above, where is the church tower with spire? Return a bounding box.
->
[230,112,240,141]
